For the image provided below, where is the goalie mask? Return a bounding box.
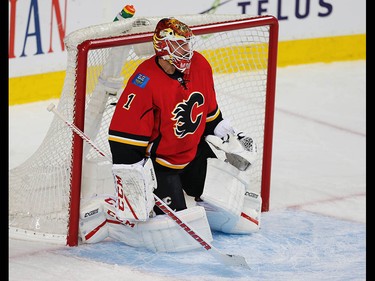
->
[153,18,195,73]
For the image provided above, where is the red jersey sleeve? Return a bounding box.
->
[108,61,155,164]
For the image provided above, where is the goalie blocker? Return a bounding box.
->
[112,158,156,221]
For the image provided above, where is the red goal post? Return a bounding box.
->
[9,14,278,246]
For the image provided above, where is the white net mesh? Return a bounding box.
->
[9,14,277,244]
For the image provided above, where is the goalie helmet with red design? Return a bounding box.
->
[153,18,195,73]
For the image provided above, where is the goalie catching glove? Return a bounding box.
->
[112,158,157,222]
[206,132,258,171]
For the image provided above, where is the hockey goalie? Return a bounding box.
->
[79,17,262,252]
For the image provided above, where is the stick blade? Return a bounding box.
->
[211,250,251,269]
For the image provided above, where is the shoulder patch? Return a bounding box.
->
[132,73,150,88]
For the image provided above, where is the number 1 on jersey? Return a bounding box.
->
[123,93,136,110]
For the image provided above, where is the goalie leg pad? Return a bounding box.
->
[230,191,262,233]
[198,158,261,234]
[112,158,157,222]
[198,158,245,232]
[80,195,213,252]
[80,195,140,243]
[79,195,110,244]
[108,205,213,252]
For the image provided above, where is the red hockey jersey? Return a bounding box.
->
[109,51,223,169]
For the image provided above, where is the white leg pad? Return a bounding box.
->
[80,195,213,252]
[79,195,110,244]
[198,158,261,234]
[230,191,262,233]
[112,206,213,252]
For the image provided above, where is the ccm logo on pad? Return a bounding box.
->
[245,191,258,199]
[84,208,99,218]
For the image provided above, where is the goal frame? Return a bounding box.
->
[68,15,278,246]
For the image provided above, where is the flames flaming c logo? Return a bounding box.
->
[172,92,204,138]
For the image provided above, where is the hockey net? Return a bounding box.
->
[9,14,278,246]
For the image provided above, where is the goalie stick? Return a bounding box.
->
[47,102,251,269]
